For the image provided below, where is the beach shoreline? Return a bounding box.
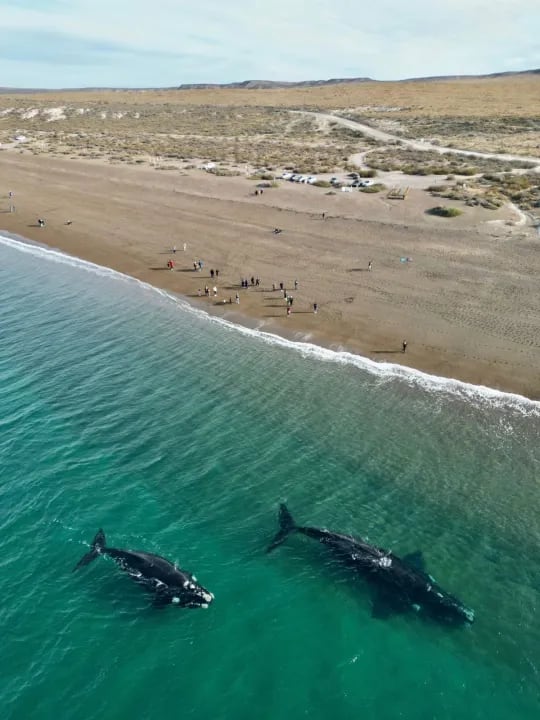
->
[1,151,539,399]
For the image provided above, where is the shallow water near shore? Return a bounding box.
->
[1,234,539,720]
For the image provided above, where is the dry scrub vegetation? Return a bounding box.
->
[0,103,361,172]
[1,76,539,209]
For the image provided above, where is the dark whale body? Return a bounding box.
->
[268,505,474,625]
[73,530,214,608]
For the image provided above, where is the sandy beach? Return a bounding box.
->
[1,151,539,399]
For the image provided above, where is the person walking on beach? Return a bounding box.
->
[402,340,408,353]
[210,269,215,279]
[368,260,372,272]
[215,269,219,278]
[313,302,318,314]
[286,306,291,317]
[294,279,298,290]
[322,212,326,220]
[172,245,177,254]
[213,286,218,297]
[183,243,187,252]
[235,292,240,304]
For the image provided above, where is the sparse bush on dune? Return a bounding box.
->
[428,206,463,217]
[313,180,332,187]
[359,183,385,193]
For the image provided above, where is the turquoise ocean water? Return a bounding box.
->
[1,233,539,720]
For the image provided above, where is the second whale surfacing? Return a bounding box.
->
[268,504,474,625]
[73,530,214,608]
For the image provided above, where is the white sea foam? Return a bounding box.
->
[1,231,539,415]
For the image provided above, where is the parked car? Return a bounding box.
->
[290,174,301,182]
[359,179,374,187]
[281,172,293,180]
[306,176,318,184]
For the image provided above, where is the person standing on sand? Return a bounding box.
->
[213,286,218,297]
[322,212,326,220]
[287,306,291,316]
[235,293,240,304]
[313,302,318,314]
[294,279,298,290]
[172,245,177,254]
[368,260,372,271]
[215,269,219,278]
[402,340,407,353]
[183,243,187,252]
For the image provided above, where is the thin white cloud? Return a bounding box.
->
[0,0,538,86]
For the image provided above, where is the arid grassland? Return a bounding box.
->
[1,75,539,212]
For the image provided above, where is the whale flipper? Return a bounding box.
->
[267,504,296,552]
[73,529,106,571]
[403,551,426,571]
[371,588,411,620]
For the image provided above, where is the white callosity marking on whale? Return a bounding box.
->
[183,581,189,588]
[172,597,180,604]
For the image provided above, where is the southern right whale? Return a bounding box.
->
[268,504,474,625]
[73,530,214,609]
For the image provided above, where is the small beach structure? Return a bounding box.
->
[387,186,410,200]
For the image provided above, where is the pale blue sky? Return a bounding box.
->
[1,0,539,88]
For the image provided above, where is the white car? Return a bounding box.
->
[281,172,293,180]
[359,179,374,187]
[306,176,318,184]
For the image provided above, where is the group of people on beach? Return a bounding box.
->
[155,227,408,354]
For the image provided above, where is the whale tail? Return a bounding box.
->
[73,529,106,571]
[267,504,297,552]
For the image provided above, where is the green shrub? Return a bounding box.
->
[358,168,377,178]
[360,183,386,193]
[313,180,332,187]
[428,206,463,217]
